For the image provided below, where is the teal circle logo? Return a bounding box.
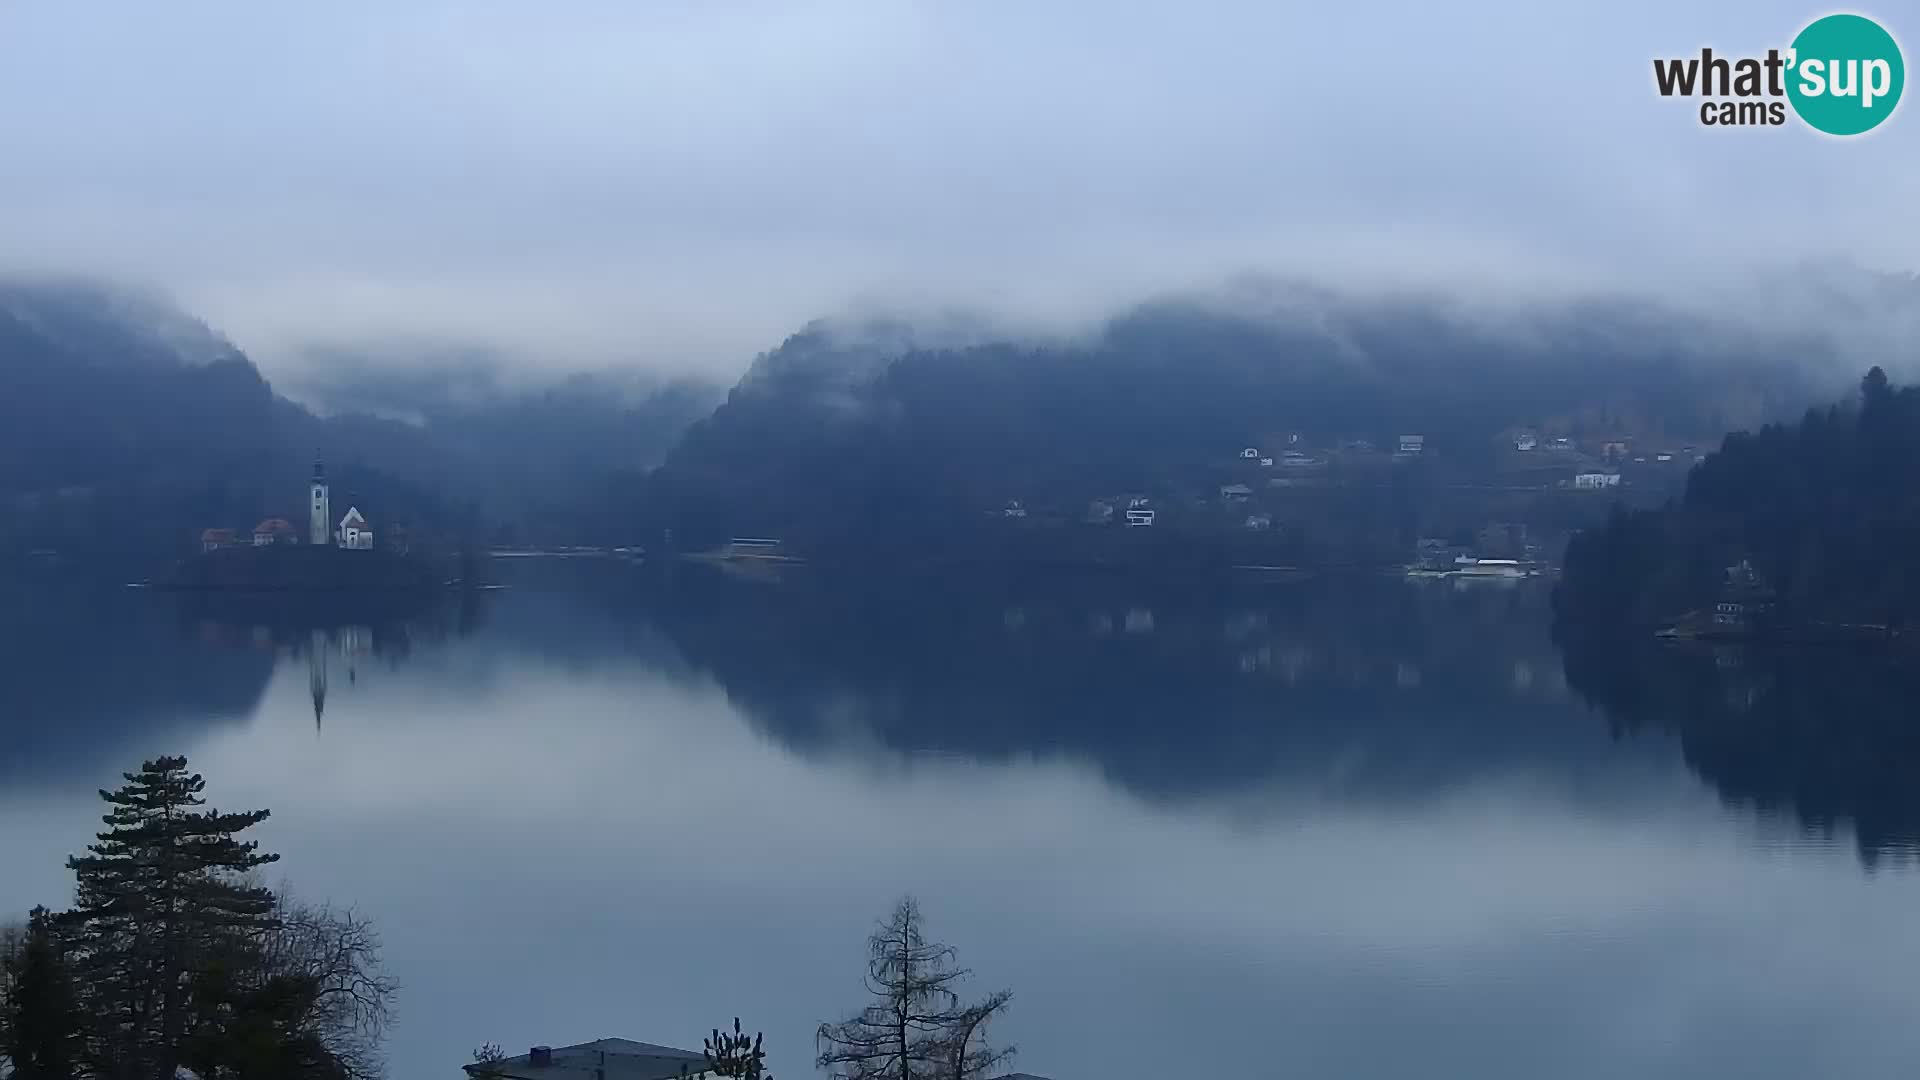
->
[1786,14,1904,135]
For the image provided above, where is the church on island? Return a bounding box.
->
[310,457,375,550]
[199,456,376,553]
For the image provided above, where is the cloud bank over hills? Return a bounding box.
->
[1,1,1916,382]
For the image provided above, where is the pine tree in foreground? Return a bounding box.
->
[2,756,395,1080]
[60,755,280,1080]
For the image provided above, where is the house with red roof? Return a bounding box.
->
[252,517,297,546]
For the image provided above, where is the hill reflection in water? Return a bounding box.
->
[11,567,1919,865]
[8,567,1920,1079]
[1560,625,1920,866]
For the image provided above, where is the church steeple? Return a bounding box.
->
[309,452,332,547]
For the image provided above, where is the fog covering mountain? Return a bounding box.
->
[276,348,721,543]
[0,280,298,566]
[8,270,1917,566]
[648,281,1863,549]
[0,280,716,566]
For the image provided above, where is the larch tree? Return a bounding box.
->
[936,995,1013,1080]
[59,755,280,1080]
[815,897,1013,1080]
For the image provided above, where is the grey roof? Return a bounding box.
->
[991,1073,1056,1080]
[466,1038,709,1080]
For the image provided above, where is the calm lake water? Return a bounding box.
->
[5,564,1920,1079]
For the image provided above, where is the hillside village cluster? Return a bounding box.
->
[983,426,1711,582]
[1000,428,1706,529]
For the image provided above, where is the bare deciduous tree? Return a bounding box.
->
[250,894,398,1080]
[816,897,1013,1080]
[940,995,1014,1080]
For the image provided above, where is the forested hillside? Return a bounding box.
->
[1557,367,1920,629]
[0,281,712,567]
[649,289,1827,550]
[6,276,1906,571]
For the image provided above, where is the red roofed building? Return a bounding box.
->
[200,527,238,552]
[252,518,297,546]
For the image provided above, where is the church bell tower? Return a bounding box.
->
[309,455,332,547]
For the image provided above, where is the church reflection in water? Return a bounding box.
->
[304,625,373,733]
[174,588,491,734]
[189,619,382,733]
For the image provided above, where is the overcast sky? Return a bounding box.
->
[1,1,1915,381]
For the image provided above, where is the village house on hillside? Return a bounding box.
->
[1714,558,1777,633]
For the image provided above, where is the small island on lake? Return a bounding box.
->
[158,456,461,592]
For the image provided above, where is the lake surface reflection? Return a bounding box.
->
[5,566,1920,1079]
